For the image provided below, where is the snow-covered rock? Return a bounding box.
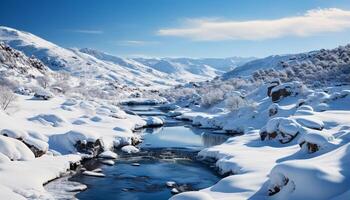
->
[121,145,140,154]
[261,117,301,143]
[298,131,334,153]
[98,150,118,159]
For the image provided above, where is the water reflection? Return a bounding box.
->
[139,125,229,149]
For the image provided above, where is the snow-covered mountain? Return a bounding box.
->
[222,54,294,79]
[0,42,49,86]
[222,44,350,86]
[0,26,253,87]
[0,26,181,86]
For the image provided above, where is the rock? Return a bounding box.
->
[22,140,46,157]
[171,188,180,194]
[267,79,281,97]
[268,103,279,117]
[75,138,104,157]
[271,88,291,102]
[166,181,177,187]
[270,81,303,102]
[262,118,300,143]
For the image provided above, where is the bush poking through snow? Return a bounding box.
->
[0,86,17,111]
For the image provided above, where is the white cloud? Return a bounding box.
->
[68,29,103,34]
[158,8,350,41]
[117,40,159,46]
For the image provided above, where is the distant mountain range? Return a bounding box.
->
[0,26,254,86]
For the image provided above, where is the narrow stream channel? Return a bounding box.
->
[46,104,229,200]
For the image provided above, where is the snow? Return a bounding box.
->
[170,191,213,200]
[121,145,140,154]
[100,159,115,165]
[82,171,106,177]
[98,150,118,159]
[143,116,164,127]
[0,135,34,161]
[0,94,146,198]
[168,82,350,199]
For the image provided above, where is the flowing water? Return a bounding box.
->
[46,104,229,200]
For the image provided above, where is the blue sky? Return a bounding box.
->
[1,0,350,58]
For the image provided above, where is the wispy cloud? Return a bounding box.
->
[67,29,103,34]
[117,40,159,46]
[158,8,350,41]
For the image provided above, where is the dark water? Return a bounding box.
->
[61,105,229,200]
[71,153,220,200]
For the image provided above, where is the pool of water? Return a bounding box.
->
[71,152,220,200]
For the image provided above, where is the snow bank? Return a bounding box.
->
[170,191,213,200]
[0,135,34,160]
[49,130,102,154]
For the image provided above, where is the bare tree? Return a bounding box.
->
[0,86,17,111]
[37,76,50,89]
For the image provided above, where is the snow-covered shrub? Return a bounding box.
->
[33,88,54,100]
[0,86,17,111]
[201,89,225,107]
[14,86,32,96]
[225,95,247,111]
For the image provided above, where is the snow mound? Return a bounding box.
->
[72,119,87,125]
[0,128,27,139]
[62,98,78,106]
[295,117,324,130]
[28,114,66,127]
[0,135,34,160]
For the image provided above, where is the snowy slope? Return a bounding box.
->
[0,26,176,86]
[222,54,294,79]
